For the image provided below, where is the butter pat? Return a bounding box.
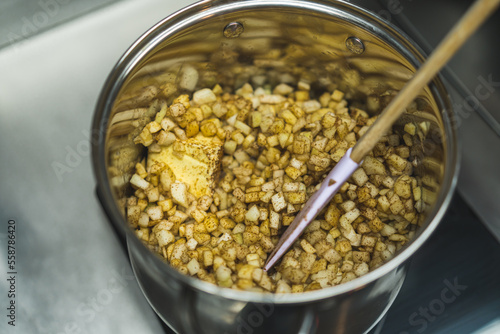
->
[148,134,223,199]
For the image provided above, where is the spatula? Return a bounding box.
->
[264,0,500,271]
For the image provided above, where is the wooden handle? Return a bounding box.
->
[350,0,500,163]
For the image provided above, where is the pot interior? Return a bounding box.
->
[96,0,457,300]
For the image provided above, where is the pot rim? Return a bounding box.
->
[91,0,460,304]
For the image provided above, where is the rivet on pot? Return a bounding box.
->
[345,36,365,54]
[223,22,244,38]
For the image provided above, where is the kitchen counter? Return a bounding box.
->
[0,1,194,333]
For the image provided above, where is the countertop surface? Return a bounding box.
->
[0,1,194,333]
[0,0,499,333]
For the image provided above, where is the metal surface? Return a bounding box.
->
[345,36,365,55]
[92,0,458,333]
[223,22,244,39]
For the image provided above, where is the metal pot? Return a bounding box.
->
[91,0,459,333]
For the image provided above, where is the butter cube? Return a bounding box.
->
[148,134,223,198]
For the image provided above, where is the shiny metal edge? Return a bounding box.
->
[127,238,181,334]
[361,262,407,334]
[91,0,460,304]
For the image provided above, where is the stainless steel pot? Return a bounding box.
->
[91,1,459,333]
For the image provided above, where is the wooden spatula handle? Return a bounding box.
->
[350,0,500,163]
